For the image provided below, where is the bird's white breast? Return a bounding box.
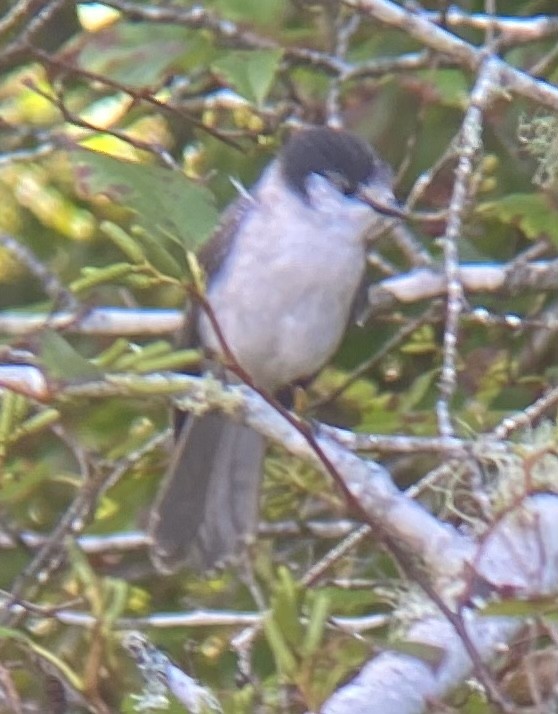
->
[198,164,376,391]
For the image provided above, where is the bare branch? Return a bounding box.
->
[436,58,500,437]
[344,0,558,110]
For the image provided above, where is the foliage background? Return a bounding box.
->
[2,0,558,712]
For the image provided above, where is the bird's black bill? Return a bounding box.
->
[357,186,407,219]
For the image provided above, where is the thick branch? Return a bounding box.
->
[344,0,558,111]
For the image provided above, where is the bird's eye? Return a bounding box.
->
[324,170,355,195]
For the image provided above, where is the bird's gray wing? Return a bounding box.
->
[197,192,254,278]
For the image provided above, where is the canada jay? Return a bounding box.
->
[149,126,402,573]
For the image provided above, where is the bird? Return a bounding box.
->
[149,126,403,573]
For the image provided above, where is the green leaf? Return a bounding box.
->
[0,460,50,502]
[358,410,402,434]
[476,193,558,243]
[70,262,139,292]
[10,408,61,442]
[101,221,145,263]
[212,49,283,105]
[104,578,130,624]
[270,566,304,648]
[379,638,446,667]
[400,325,438,355]
[263,613,299,677]
[77,23,194,87]
[39,330,102,380]
[301,591,330,657]
[71,149,218,275]
[67,540,102,615]
[399,368,439,411]
[417,68,470,108]
[130,226,183,278]
[131,349,201,374]
[0,391,28,451]
[216,0,284,26]
[0,627,83,691]
[480,596,558,618]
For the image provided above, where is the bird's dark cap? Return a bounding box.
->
[280,126,387,199]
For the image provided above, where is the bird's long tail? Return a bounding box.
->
[149,412,265,573]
